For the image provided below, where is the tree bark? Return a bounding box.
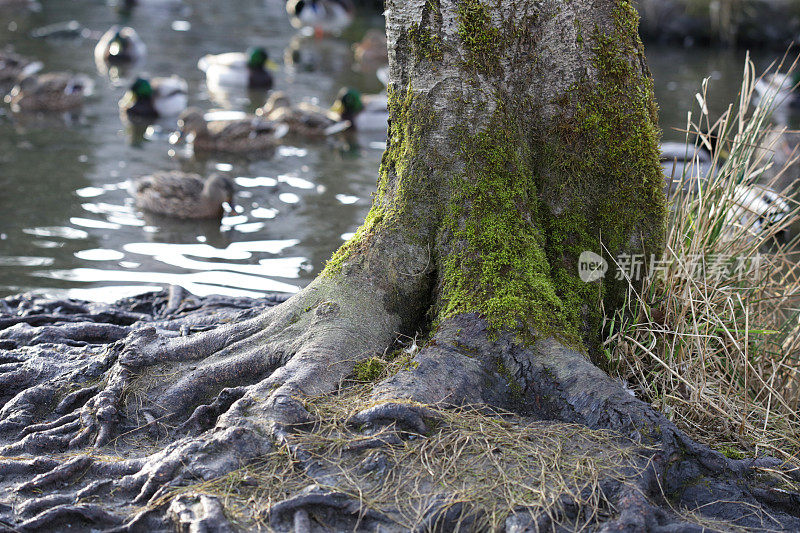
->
[0,1,798,531]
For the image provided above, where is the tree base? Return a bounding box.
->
[0,288,798,532]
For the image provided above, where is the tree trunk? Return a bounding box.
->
[1,1,799,531]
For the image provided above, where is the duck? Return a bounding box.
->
[0,48,41,82]
[660,140,791,236]
[256,91,351,137]
[119,76,188,119]
[330,87,389,132]
[130,171,234,219]
[754,71,800,108]
[728,183,791,235]
[286,0,354,37]
[197,47,277,90]
[660,141,713,194]
[175,107,289,153]
[351,90,389,132]
[4,72,93,111]
[94,26,146,64]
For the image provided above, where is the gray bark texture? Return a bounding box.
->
[0,1,799,531]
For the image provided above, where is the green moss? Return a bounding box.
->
[408,1,444,63]
[409,24,442,62]
[714,445,749,460]
[354,357,388,382]
[437,1,664,352]
[536,0,665,351]
[457,0,501,75]
[496,359,523,400]
[327,1,663,356]
[438,106,580,343]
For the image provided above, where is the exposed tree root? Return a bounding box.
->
[0,290,799,532]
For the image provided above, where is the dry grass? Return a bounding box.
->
[605,53,800,462]
[159,385,652,531]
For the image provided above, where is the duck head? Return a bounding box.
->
[121,77,156,117]
[332,87,364,122]
[175,108,208,143]
[247,47,271,71]
[204,174,236,210]
[130,77,153,100]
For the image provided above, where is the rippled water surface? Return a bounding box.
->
[0,2,789,301]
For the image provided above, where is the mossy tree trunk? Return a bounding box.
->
[1,1,799,531]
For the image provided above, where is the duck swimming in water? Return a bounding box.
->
[119,76,188,119]
[330,87,389,132]
[661,140,791,236]
[0,48,41,83]
[5,71,93,111]
[130,171,234,219]
[95,26,146,65]
[197,47,276,90]
[176,107,289,153]
[257,91,351,137]
[286,0,354,37]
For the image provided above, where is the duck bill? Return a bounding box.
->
[266,59,280,71]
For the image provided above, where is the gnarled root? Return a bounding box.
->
[357,313,800,531]
[0,273,427,530]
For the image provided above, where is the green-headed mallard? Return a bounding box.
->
[130,171,234,219]
[286,0,354,37]
[176,107,289,153]
[257,91,350,137]
[661,141,791,236]
[332,87,389,131]
[4,71,93,111]
[197,47,276,90]
[119,76,188,119]
[95,26,146,64]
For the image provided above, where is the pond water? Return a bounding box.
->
[0,1,791,301]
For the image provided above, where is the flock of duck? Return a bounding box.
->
[1,0,388,220]
[1,0,796,235]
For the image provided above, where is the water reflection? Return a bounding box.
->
[0,0,796,300]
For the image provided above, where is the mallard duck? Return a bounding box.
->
[754,71,800,108]
[0,48,41,82]
[176,107,289,153]
[4,72,93,111]
[330,87,389,131]
[197,47,277,90]
[130,171,234,219]
[661,141,791,236]
[119,76,188,118]
[286,0,354,37]
[728,183,791,235]
[95,26,146,64]
[660,141,713,194]
[353,91,388,131]
[257,91,351,137]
